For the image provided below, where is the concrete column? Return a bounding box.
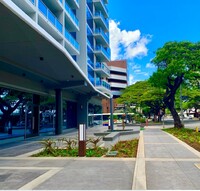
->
[77,96,88,128]
[32,94,40,135]
[66,101,77,129]
[55,89,63,135]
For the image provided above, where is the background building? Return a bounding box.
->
[102,60,128,113]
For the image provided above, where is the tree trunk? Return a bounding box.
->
[0,113,11,132]
[168,102,183,128]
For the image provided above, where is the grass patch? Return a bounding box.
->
[163,128,200,152]
[110,139,138,157]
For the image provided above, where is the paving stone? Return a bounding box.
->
[146,161,197,190]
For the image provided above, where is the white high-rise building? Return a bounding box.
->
[0,0,111,135]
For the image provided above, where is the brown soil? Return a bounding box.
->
[185,140,200,152]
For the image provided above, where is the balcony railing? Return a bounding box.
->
[95,28,109,44]
[95,45,110,59]
[87,57,94,68]
[38,0,63,33]
[94,0,108,16]
[65,1,79,27]
[65,29,80,51]
[94,11,109,29]
[96,62,110,75]
[96,80,110,90]
[87,39,93,49]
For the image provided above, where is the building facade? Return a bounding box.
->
[102,60,128,113]
[0,0,111,135]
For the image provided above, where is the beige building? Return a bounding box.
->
[102,60,128,113]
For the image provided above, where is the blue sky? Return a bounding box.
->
[107,0,200,84]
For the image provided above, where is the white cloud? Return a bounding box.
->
[129,62,141,70]
[109,20,122,60]
[146,63,156,68]
[109,20,152,60]
[128,74,138,85]
[134,69,141,73]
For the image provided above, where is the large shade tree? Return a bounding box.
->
[117,81,164,119]
[149,41,200,128]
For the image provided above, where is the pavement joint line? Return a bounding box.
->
[145,158,200,162]
[18,168,62,190]
[144,143,178,145]
[163,131,200,158]
[143,135,168,137]
[132,130,146,190]
[0,156,136,161]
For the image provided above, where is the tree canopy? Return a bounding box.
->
[149,41,200,128]
[117,81,164,118]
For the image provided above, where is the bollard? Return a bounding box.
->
[78,124,86,157]
[196,127,199,133]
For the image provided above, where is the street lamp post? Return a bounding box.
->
[24,104,28,140]
[109,95,114,131]
[180,84,184,124]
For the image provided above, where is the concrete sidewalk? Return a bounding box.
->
[0,125,200,190]
[138,126,200,190]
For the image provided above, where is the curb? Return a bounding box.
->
[132,130,146,190]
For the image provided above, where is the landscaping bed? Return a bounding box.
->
[31,137,138,158]
[163,128,200,152]
[110,139,138,157]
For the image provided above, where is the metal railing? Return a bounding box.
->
[64,29,80,51]
[38,0,63,33]
[95,62,110,75]
[95,45,110,59]
[96,80,110,90]
[94,11,109,29]
[95,28,109,44]
[65,1,79,27]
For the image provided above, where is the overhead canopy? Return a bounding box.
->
[0,1,110,100]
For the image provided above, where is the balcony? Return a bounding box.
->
[87,57,94,68]
[94,28,109,46]
[109,74,127,81]
[87,39,93,50]
[95,80,111,95]
[110,82,127,89]
[94,62,110,77]
[94,11,109,32]
[93,0,108,18]
[109,66,127,74]
[94,45,110,62]
[67,0,79,9]
[38,0,63,33]
[64,1,79,31]
[64,28,80,53]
